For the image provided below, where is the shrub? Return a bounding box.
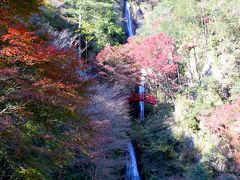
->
[185,164,212,180]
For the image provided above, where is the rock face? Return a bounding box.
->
[123,0,160,34]
[114,0,125,24]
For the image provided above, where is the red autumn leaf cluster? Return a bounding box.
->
[0,67,17,75]
[0,2,91,178]
[198,96,240,147]
[97,33,181,93]
[127,33,180,73]
[183,44,198,50]
[0,3,86,111]
[0,25,84,108]
[198,96,240,171]
[0,24,70,65]
[202,16,211,25]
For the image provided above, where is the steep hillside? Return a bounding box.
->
[98,0,240,179]
[0,0,239,179]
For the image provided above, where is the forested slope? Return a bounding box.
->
[98,0,240,179]
[136,0,240,179]
[0,0,239,179]
[0,0,127,179]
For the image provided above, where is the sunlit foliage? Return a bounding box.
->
[97,33,181,95]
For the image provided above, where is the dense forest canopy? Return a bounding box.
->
[0,0,239,179]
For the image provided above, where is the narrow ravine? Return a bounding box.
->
[124,0,141,179]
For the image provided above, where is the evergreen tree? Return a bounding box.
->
[62,0,124,58]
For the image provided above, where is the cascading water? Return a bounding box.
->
[125,0,134,36]
[139,69,145,120]
[125,1,141,179]
[125,0,144,120]
[126,143,140,180]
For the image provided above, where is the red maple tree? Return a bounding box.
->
[198,96,240,172]
[0,22,85,107]
[0,2,89,178]
[97,33,181,95]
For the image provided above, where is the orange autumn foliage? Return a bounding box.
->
[0,2,90,178]
[0,1,87,110]
[1,24,62,65]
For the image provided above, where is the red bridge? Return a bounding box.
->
[129,92,157,105]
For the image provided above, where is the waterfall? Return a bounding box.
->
[139,69,145,120]
[125,1,141,179]
[125,0,145,120]
[126,143,140,180]
[125,0,134,36]
[139,85,145,120]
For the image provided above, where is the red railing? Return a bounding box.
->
[129,92,157,105]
